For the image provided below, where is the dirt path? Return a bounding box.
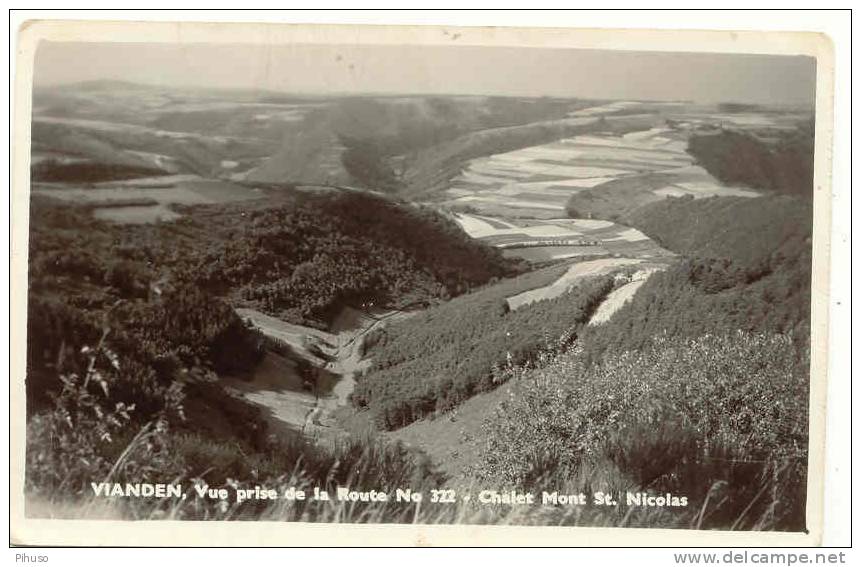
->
[301,331,368,435]
[230,307,409,442]
[301,308,415,434]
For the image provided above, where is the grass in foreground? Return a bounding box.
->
[26,329,807,531]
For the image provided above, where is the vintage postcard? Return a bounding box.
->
[10,19,834,546]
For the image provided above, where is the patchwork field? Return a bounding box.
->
[451,212,671,263]
[444,124,759,221]
[439,107,783,264]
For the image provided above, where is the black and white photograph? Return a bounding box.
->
[9,17,838,548]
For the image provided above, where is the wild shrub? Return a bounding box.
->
[475,331,809,530]
[25,339,184,500]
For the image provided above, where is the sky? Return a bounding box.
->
[33,41,817,106]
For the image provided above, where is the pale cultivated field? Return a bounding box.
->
[601,228,651,243]
[456,212,644,237]
[532,218,615,230]
[453,211,668,263]
[452,213,500,238]
[499,178,617,191]
[622,127,671,142]
[447,121,712,266]
[34,176,264,224]
[444,121,763,236]
[588,279,647,325]
[445,126,699,216]
[488,224,587,239]
[567,100,642,117]
[506,257,644,311]
[589,267,664,325]
[455,195,566,211]
[474,214,518,229]
[92,205,181,223]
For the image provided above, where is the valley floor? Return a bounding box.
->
[225,306,412,443]
[225,248,669,472]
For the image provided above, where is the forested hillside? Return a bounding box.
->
[248,96,579,189]
[27,190,516,411]
[26,201,279,505]
[354,267,614,429]
[686,124,815,196]
[622,194,811,264]
[468,191,813,530]
[188,191,522,325]
[334,97,577,191]
[564,121,814,221]
[27,202,261,412]
[400,113,660,197]
[25,189,515,514]
[581,195,812,359]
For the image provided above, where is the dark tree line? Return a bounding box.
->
[686,124,814,197]
[31,159,167,183]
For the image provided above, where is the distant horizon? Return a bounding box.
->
[36,77,709,106]
[33,42,817,107]
[34,78,817,111]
